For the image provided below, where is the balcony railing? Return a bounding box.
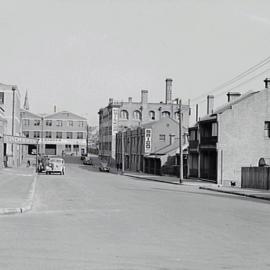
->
[200,136,217,145]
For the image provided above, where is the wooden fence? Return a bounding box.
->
[241,167,270,190]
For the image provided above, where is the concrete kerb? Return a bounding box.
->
[123,173,180,185]
[0,169,38,215]
[199,186,270,201]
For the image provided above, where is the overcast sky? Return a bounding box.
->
[1,0,270,124]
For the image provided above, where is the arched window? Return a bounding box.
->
[174,111,179,119]
[120,110,129,120]
[133,110,142,120]
[162,111,170,118]
[149,111,155,120]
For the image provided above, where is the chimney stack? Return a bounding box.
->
[165,78,173,104]
[264,78,270,88]
[207,95,214,114]
[227,92,241,103]
[54,105,56,113]
[128,97,132,103]
[141,90,148,104]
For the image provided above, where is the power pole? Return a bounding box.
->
[86,124,89,155]
[179,99,183,184]
[121,131,125,174]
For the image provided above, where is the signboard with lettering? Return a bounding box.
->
[112,108,119,135]
[3,135,38,145]
[145,128,152,154]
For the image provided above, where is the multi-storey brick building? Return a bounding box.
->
[98,78,190,164]
[0,83,25,167]
[188,79,270,187]
[21,109,87,156]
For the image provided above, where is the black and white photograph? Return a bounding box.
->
[0,0,270,269]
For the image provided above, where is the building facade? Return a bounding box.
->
[188,79,270,187]
[0,83,25,167]
[115,117,189,175]
[21,110,87,156]
[99,78,190,164]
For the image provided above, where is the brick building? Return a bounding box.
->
[21,109,87,156]
[188,79,270,186]
[115,117,189,175]
[98,78,190,164]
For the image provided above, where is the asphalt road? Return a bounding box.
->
[0,162,270,269]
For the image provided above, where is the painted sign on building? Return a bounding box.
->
[112,108,119,135]
[145,128,152,154]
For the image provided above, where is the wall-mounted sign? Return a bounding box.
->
[145,128,152,154]
[3,135,38,145]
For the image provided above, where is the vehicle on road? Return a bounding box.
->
[83,158,93,165]
[99,162,110,172]
[45,158,65,175]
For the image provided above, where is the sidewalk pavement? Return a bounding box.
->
[123,171,270,201]
[0,166,37,214]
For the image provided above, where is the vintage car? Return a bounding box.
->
[45,158,65,175]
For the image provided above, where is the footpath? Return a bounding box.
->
[123,171,270,201]
[0,166,37,214]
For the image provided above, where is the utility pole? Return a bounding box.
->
[86,124,89,155]
[179,99,183,184]
[41,117,44,155]
[121,131,125,174]
[11,86,16,165]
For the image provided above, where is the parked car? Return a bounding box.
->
[45,158,65,175]
[83,158,93,165]
[81,153,88,160]
[99,162,110,172]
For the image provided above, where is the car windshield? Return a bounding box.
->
[50,159,63,163]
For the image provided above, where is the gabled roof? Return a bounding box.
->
[199,90,260,122]
[142,117,178,129]
[45,111,87,120]
[20,108,42,119]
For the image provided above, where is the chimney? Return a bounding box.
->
[141,90,148,104]
[207,95,214,114]
[196,104,199,122]
[227,92,241,102]
[264,78,270,88]
[128,97,132,103]
[54,105,57,113]
[165,78,173,104]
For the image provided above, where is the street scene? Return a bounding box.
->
[1,0,270,269]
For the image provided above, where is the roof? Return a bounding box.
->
[142,117,179,129]
[199,90,260,122]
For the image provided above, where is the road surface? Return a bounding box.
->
[0,162,270,269]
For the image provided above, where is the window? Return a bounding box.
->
[23,119,30,126]
[45,131,52,138]
[66,132,73,139]
[120,110,129,119]
[46,120,52,126]
[56,120,63,127]
[68,121,73,127]
[65,144,71,152]
[77,132,83,139]
[149,111,155,120]
[73,144,79,153]
[159,134,166,141]
[212,122,218,137]
[264,121,270,138]
[189,130,197,141]
[23,131,29,138]
[133,110,141,120]
[0,92,4,104]
[162,111,170,118]
[33,131,40,138]
[56,132,62,139]
[78,121,84,127]
[174,111,179,119]
[34,120,40,126]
